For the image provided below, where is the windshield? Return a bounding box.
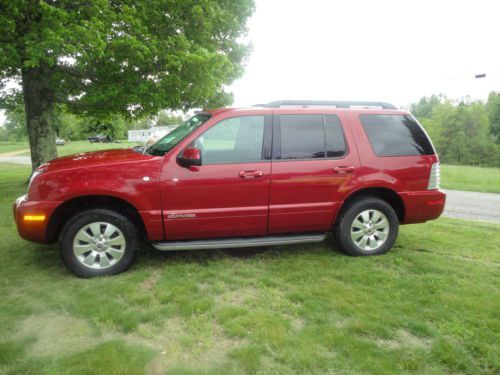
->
[148,113,211,156]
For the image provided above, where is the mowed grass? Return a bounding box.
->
[0,163,499,374]
[0,142,29,154]
[17,140,140,157]
[441,164,500,194]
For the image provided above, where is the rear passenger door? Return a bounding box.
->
[268,111,361,234]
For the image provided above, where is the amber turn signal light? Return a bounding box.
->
[23,215,46,222]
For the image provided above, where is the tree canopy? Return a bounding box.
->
[413,94,500,167]
[0,0,255,168]
[487,91,500,141]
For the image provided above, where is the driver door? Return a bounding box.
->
[161,114,272,240]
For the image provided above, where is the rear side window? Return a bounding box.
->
[360,114,434,156]
[325,115,346,157]
[278,114,346,159]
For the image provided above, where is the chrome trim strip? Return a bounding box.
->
[152,233,327,251]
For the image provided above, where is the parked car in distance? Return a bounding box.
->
[88,134,112,143]
[55,137,65,146]
[14,100,446,277]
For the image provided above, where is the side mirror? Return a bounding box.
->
[178,147,202,168]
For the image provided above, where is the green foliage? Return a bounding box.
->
[155,110,185,127]
[412,95,500,167]
[0,0,255,167]
[410,94,444,120]
[0,0,255,115]
[487,91,500,141]
[1,108,186,142]
[2,108,26,141]
[85,116,126,140]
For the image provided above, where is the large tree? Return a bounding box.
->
[487,91,500,142]
[0,0,254,169]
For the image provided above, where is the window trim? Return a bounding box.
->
[190,114,272,166]
[272,114,349,162]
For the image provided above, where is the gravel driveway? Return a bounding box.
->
[443,189,500,223]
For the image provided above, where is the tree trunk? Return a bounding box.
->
[21,64,57,171]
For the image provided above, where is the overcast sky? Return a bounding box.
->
[230,0,500,108]
[2,0,500,124]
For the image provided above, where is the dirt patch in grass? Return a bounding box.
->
[147,318,246,375]
[15,314,97,357]
[290,316,306,331]
[376,329,432,350]
[141,271,162,291]
[15,313,245,374]
[214,286,258,306]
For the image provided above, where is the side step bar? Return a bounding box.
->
[152,233,327,251]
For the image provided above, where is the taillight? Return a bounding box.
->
[427,162,440,190]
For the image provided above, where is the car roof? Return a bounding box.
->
[204,104,409,116]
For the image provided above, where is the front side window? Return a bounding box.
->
[277,114,346,159]
[194,115,265,164]
[360,114,435,156]
[149,113,211,156]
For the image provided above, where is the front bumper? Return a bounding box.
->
[400,189,446,224]
[13,195,60,243]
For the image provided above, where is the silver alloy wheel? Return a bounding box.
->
[350,209,390,251]
[72,222,126,269]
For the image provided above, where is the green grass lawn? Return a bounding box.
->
[441,164,500,194]
[0,163,498,374]
[0,141,30,154]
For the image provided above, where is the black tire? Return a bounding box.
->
[59,209,138,277]
[333,197,399,256]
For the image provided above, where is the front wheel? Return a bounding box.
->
[333,197,399,256]
[59,209,138,277]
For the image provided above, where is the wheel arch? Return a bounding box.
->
[334,187,405,228]
[46,195,147,243]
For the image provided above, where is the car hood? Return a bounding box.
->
[40,148,158,173]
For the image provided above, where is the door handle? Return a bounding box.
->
[239,170,264,178]
[333,166,355,174]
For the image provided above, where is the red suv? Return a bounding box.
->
[14,100,446,277]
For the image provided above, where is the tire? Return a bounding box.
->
[59,209,138,277]
[333,197,399,256]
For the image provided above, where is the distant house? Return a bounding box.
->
[128,125,178,143]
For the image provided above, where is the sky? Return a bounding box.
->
[2,0,500,124]
[229,0,500,108]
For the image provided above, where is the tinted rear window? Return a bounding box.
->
[280,115,325,159]
[325,115,346,157]
[360,114,434,156]
[278,114,346,159]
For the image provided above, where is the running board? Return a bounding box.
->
[152,233,327,251]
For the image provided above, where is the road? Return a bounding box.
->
[0,156,498,223]
[442,189,500,223]
[0,156,31,165]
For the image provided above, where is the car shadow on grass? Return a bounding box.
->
[28,237,342,276]
[137,236,341,265]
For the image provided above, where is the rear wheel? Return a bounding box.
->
[59,209,138,277]
[333,197,399,256]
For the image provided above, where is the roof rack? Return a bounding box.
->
[254,100,398,110]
